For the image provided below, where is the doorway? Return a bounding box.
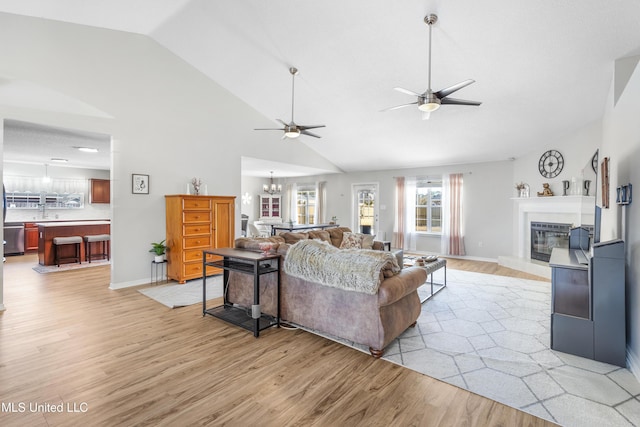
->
[352,183,378,236]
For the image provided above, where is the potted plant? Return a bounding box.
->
[150,239,167,263]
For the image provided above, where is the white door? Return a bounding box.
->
[352,183,379,235]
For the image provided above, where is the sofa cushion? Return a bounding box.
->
[327,227,352,247]
[280,232,309,244]
[308,230,332,243]
[340,232,364,249]
[235,236,284,252]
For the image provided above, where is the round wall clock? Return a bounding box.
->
[592,151,599,173]
[538,149,564,178]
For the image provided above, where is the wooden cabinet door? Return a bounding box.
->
[213,199,234,248]
[90,179,110,203]
[24,223,39,251]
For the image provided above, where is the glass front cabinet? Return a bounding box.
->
[259,194,281,221]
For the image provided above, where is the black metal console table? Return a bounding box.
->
[202,248,280,337]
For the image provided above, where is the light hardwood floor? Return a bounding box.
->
[0,255,554,426]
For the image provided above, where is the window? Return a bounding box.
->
[357,189,375,234]
[297,188,316,225]
[415,180,442,233]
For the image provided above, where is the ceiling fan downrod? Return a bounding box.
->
[289,67,298,123]
[424,14,437,92]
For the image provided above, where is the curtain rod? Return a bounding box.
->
[392,172,471,179]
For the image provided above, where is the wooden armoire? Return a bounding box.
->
[165,195,235,283]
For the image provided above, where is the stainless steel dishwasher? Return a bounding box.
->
[3,222,25,255]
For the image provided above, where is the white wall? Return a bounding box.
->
[278,160,515,260]
[511,120,602,200]
[600,56,640,375]
[0,13,340,290]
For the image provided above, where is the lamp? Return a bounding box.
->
[418,92,441,112]
[263,171,282,194]
[284,128,301,138]
[42,164,51,183]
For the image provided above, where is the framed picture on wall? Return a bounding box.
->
[601,157,609,208]
[132,174,149,194]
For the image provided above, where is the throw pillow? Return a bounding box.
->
[328,227,353,247]
[358,233,376,250]
[339,232,364,249]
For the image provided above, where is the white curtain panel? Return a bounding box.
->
[393,177,405,249]
[315,181,326,224]
[441,173,466,255]
[287,182,297,223]
[404,176,417,252]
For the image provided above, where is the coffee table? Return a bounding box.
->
[417,258,447,303]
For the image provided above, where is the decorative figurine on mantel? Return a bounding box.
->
[515,182,530,198]
[191,177,202,195]
[537,183,554,197]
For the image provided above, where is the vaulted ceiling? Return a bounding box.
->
[1,0,640,173]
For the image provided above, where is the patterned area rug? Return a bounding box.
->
[138,276,223,308]
[32,259,110,273]
[289,268,640,427]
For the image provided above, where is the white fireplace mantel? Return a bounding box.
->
[512,196,595,259]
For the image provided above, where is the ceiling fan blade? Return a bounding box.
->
[434,79,475,99]
[254,128,285,131]
[380,102,418,112]
[276,118,290,126]
[394,87,422,96]
[440,97,482,106]
[300,130,321,138]
[421,111,431,120]
[298,125,326,131]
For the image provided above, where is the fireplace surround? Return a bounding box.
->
[511,195,594,261]
[530,222,571,262]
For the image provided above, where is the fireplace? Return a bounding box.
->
[530,222,571,262]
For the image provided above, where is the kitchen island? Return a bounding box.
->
[38,221,110,266]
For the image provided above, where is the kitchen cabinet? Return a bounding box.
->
[38,221,110,266]
[165,195,235,284]
[24,222,39,252]
[90,179,110,203]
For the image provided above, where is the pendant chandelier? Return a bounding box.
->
[263,171,282,194]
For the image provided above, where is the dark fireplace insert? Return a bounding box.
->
[531,222,571,262]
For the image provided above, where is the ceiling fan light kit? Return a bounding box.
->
[382,13,481,119]
[418,93,441,112]
[254,66,325,139]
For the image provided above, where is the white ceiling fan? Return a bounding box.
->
[382,14,482,120]
[255,67,325,139]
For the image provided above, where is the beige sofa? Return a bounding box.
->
[227,227,427,357]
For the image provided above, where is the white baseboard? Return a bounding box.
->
[109,278,154,290]
[407,251,497,264]
[0,303,5,312]
[498,255,551,279]
[627,346,640,382]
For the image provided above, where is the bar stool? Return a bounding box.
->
[52,236,83,267]
[83,234,110,263]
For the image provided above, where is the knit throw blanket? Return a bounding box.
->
[284,239,400,295]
